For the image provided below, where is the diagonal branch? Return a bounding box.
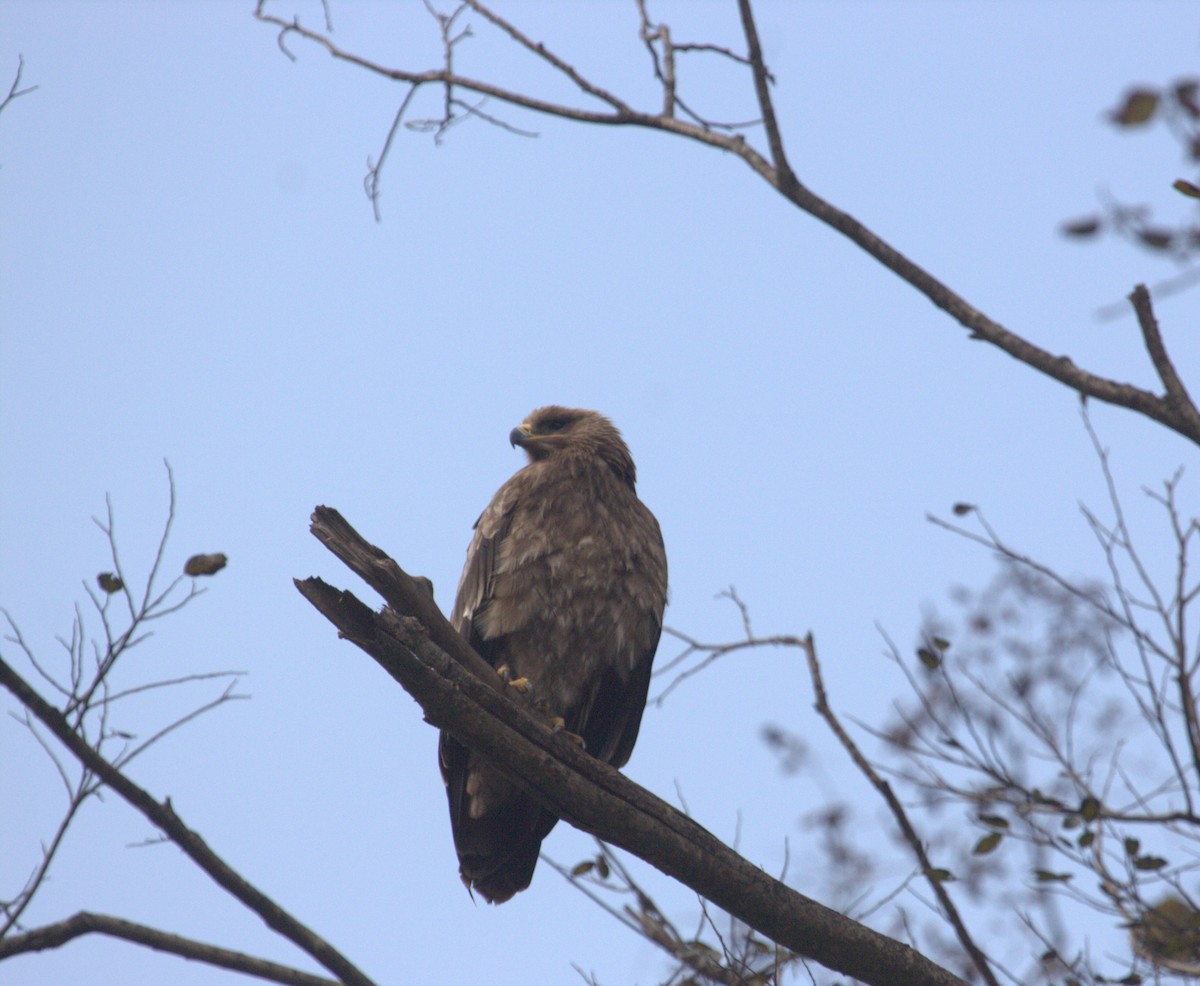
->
[0,770,91,937]
[0,657,377,986]
[802,633,1001,986]
[363,84,417,222]
[777,171,1200,443]
[735,0,794,191]
[1129,283,1200,438]
[305,505,503,692]
[294,506,968,986]
[463,0,632,113]
[0,912,340,986]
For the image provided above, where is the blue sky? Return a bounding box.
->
[3,2,1199,983]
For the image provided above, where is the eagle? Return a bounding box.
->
[439,405,668,903]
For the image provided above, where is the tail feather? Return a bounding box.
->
[442,733,559,903]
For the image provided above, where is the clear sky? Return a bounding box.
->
[3,2,1199,984]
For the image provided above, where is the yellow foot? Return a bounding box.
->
[495,664,531,693]
[548,717,585,747]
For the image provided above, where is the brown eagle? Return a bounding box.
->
[439,405,668,903]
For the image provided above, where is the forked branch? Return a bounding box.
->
[294,505,968,986]
[0,56,36,120]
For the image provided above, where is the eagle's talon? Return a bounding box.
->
[495,664,531,693]
[547,716,585,747]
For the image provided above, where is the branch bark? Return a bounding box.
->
[295,506,969,986]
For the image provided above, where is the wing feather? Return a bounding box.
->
[449,494,518,661]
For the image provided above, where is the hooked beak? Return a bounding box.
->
[509,423,534,448]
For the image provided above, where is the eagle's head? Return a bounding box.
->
[510,405,637,487]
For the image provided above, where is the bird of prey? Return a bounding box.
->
[439,405,668,903]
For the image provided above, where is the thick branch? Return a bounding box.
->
[306,505,503,693]
[296,507,968,986]
[0,913,339,986]
[0,658,376,986]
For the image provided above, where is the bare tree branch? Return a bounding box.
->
[0,477,238,947]
[734,0,793,194]
[253,2,1200,448]
[0,656,377,986]
[462,0,632,113]
[801,634,1002,986]
[1129,283,1200,439]
[0,772,90,936]
[0,912,340,986]
[0,56,36,120]
[2,482,356,984]
[70,463,195,718]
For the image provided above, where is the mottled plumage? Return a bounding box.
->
[439,406,668,903]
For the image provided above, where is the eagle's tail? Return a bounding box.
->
[456,797,559,904]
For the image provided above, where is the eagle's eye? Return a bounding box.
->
[539,416,571,433]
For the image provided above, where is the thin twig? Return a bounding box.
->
[462,0,632,113]
[101,670,247,706]
[115,680,248,769]
[365,84,418,221]
[0,786,90,937]
[0,56,37,119]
